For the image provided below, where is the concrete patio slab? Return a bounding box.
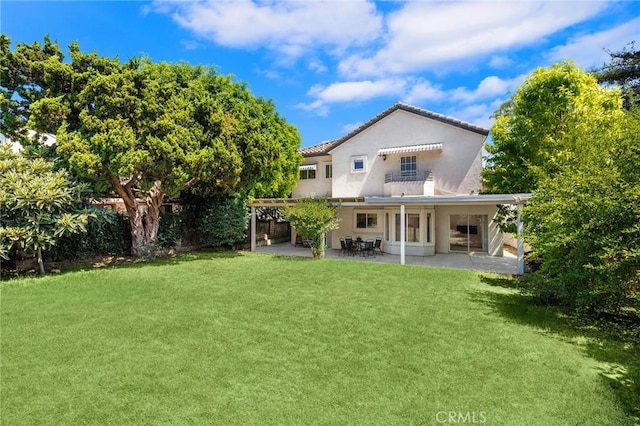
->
[255,243,518,275]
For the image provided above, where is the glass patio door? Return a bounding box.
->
[449,215,488,252]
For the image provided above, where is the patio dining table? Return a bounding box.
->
[352,240,374,257]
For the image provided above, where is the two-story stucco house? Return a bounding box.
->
[250,103,530,267]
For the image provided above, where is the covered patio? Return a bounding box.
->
[255,242,521,275]
[249,194,531,275]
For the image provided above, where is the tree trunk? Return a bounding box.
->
[311,233,325,258]
[113,177,165,257]
[37,247,45,274]
[129,207,161,257]
[129,180,164,256]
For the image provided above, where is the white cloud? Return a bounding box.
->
[308,58,328,74]
[402,80,447,104]
[180,40,201,51]
[156,0,382,59]
[298,78,405,115]
[309,79,406,103]
[255,68,283,81]
[295,99,329,117]
[341,121,364,134]
[298,73,529,116]
[451,75,525,104]
[547,17,640,70]
[300,75,526,117]
[488,56,513,69]
[451,98,506,130]
[338,1,608,77]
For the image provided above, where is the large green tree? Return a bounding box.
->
[1,36,301,255]
[483,61,622,194]
[0,145,89,274]
[523,108,639,311]
[483,60,638,311]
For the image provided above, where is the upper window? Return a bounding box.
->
[299,164,317,180]
[351,155,367,173]
[325,164,333,179]
[299,169,316,180]
[401,155,417,178]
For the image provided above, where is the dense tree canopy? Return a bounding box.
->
[483,60,638,311]
[482,61,623,194]
[1,35,302,255]
[523,107,639,311]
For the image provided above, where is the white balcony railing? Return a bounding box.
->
[384,170,432,183]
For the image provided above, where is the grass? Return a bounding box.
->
[1,251,637,425]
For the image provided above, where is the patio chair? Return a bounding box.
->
[373,238,383,255]
[339,239,348,257]
[362,239,375,257]
[344,238,357,256]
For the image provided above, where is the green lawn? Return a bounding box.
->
[1,252,637,425]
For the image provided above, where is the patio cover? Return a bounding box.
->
[249,193,532,274]
[377,143,443,156]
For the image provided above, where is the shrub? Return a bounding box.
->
[157,210,184,249]
[45,208,131,261]
[281,198,340,258]
[195,195,249,248]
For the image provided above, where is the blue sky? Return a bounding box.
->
[2,1,638,147]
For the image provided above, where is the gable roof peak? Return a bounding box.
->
[298,102,489,157]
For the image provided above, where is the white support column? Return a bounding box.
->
[400,204,405,265]
[516,203,524,275]
[250,206,257,252]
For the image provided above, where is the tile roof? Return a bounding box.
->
[299,102,490,157]
[298,139,341,157]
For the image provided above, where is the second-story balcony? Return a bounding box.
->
[384,170,434,196]
[384,170,432,183]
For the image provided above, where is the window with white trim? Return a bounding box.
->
[299,164,317,180]
[395,213,420,242]
[325,164,332,179]
[351,155,367,173]
[400,155,417,179]
[356,212,378,230]
[299,169,316,179]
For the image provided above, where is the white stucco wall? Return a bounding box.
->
[328,109,485,198]
[284,107,503,257]
[330,204,501,256]
[292,155,333,198]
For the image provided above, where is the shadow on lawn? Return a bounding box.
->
[269,254,315,262]
[119,249,244,268]
[476,275,640,422]
[5,250,246,279]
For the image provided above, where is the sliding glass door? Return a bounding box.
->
[449,215,488,252]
